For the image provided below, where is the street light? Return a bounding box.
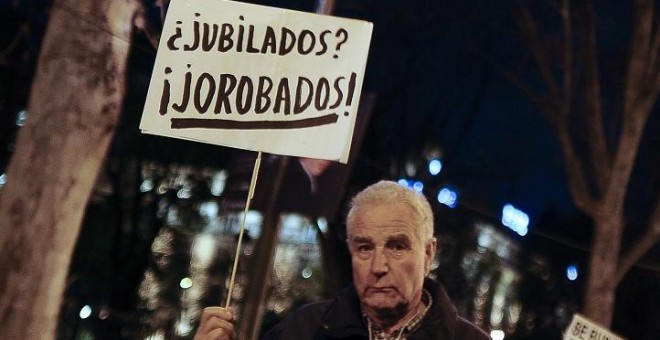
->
[437,187,457,208]
[428,158,443,175]
[566,265,578,281]
[79,305,92,319]
[501,204,529,236]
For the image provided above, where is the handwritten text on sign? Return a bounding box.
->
[564,314,625,340]
[140,0,373,163]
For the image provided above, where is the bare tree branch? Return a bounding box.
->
[647,21,660,108]
[605,0,657,212]
[0,24,26,65]
[582,0,611,193]
[492,62,555,115]
[510,0,596,214]
[612,0,660,217]
[512,1,561,101]
[555,0,598,213]
[616,199,660,283]
[649,16,659,73]
[490,57,599,212]
[556,124,597,214]
[510,0,658,325]
[603,112,651,219]
[624,0,654,116]
[560,0,573,118]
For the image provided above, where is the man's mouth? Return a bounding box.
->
[366,286,396,293]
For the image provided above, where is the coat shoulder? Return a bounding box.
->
[260,300,331,340]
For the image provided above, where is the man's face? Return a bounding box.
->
[347,202,436,321]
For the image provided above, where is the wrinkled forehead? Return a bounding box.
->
[347,202,423,241]
[348,229,415,245]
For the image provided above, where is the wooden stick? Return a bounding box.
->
[225,150,262,308]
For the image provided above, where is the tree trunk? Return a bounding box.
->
[583,209,624,326]
[0,0,136,338]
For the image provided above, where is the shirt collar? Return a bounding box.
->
[364,289,433,340]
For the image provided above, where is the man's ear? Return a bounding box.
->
[424,237,437,274]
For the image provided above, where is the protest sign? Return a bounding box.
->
[140,0,373,163]
[564,314,625,340]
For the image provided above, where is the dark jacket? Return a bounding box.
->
[261,279,490,340]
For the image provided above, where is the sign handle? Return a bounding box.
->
[225,150,263,308]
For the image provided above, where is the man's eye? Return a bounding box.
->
[388,242,408,251]
[357,244,373,252]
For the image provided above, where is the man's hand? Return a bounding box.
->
[194,307,235,340]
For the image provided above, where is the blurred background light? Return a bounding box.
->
[139,178,154,192]
[210,170,227,196]
[428,158,443,175]
[412,180,424,192]
[405,160,418,177]
[175,319,192,336]
[490,329,505,340]
[245,211,264,239]
[316,216,328,233]
[15,109,27,126]
[145,331,166,340]
[79,305,92,319]
[179,277,193,289]
[501,204,529,236]
[199,201,219,218]
[0,173,6,187]
[437,187,457,208]
[566,264,578,281]
[176,187,192,199]
[191,234,216,267]
[156,182,168,195]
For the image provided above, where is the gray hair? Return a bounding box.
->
[346,180,434,242]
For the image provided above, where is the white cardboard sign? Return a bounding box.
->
[140,0,373,163]
[564,314,625,340]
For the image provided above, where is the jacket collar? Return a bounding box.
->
[320,279,458,339]
[320,283,368,338]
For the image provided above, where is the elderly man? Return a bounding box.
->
[195,180,489,340]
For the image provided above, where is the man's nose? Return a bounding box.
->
[370,248,389,276]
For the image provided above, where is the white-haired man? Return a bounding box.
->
[195,180,489,340]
